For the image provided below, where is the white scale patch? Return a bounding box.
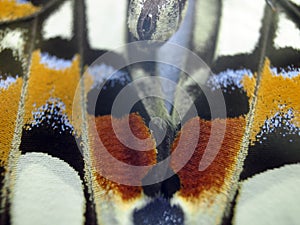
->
[193,0,219,52]
[234,164,300,225]
[0,29,25,59]
[86,0,127,51]
[289,0,300,6]
[215,0,265,57]
[42,0,73,40]
[11,152,85,225]
[274,12,300,50]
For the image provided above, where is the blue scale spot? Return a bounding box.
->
[133,197,184,225]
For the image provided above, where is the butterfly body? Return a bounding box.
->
[128,0,188,41]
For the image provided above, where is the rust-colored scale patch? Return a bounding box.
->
[91,113,157,201]
[24,50,81,134]
[0,78,22,167]
[243,59,300,143]
[171,117,246,200]
[0,0,39,22]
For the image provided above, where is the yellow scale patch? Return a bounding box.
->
[0,78,23,167]
[0,0,40,22]
[243,59,300,143]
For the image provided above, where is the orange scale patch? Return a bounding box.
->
[243,59,300,144]
[91,113,157,201]
[0,0,40,22]
[171,117,246,200]
[0,77,23,167]
[24,50,81,134]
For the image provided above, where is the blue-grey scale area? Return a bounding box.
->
[133,197,184,225]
